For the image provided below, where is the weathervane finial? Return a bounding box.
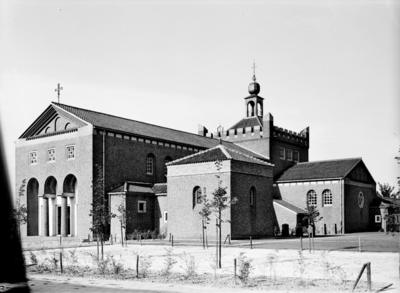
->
[252,61,257,82]
[55,83,63,103]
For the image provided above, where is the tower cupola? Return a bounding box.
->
[245,62,264,118]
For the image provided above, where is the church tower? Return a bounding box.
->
[245,66,264,119]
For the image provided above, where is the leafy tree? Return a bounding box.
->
[209,160,237,268]
[377,182,396,198]
[12,179,28,238]
[89,164,115,260]
[305,205,323,235]
[199,190,212,249]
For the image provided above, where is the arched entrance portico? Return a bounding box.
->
[62,174,78,237]
[27,178,39,236]
[41,176,57,236]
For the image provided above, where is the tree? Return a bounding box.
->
[116,194,127,247]
[199,190,212,249]
[377,182,396,198]
[209,160,237,268]
[12,179,28,238]
[305,205,322,235]
[89,164,115,260]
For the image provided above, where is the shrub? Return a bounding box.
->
[160,248,177,279]
[180,252,198,280]
[139,255,153,278]
[109,254,124,274]
[237,252,253,285]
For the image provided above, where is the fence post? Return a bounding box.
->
[250,236,252,249]
[367,262,371,291]
[169,233,171,242]
[234,258,237,285]
[172,235,174,247]
[136,255,139,278]
[352,263,368,292]
[59,235,62,246]
[300,237,303,251]
[334,223,337,234]
[229,234,231,245]
[324,224,327,235]
[60,251,63,273]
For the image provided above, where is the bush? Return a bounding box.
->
[139,255,153,278]
[180,252,198,280]
[237,253,253,285]
[160,248,176,279]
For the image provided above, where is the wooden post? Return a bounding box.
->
[359,237,361,253]
[334,223,337,234]
[229,234,231,245]
[352,263,367,292]
[202,220,205,249]
[172,235,174,247]
[250,236,252,249]
[216,218,218,267]
[136,255,139,278]
[300,237,303,251]
[308,231,311,253]
[60,252,63,274]
[59,235,62,246]
[234,258,237,285]
[324,224,327,235]
[169,233,171,242]
[367,262,371,291]
[224,234,229,244]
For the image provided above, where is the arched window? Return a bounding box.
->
[65,123,71,130]
[193,186,202,209]
[323,189,332,206]
[257,102,263,117]
[54,117,60,132]
[164,156,172,176]
[307,190,317,206]
[146,154,155,175]
[45,127,50,133]
[247,101,255,117]
[250,186,256,206]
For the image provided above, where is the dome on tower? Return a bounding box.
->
[248,80,260,95]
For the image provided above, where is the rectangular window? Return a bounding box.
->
[164,211,168,223]
[29,151,37,165]
[47,148,56,163]
[138,201,146,213]
[293,151,299,162]
[375,215,381,223]
[66,145,75,160]
[287,149,293,161]
[279,147,285,160]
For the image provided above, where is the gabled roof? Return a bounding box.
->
[273,199,307,214]
[275,158,363,182]
[228,116,263,130]
[168,144,273,166]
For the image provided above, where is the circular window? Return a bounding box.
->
[358,192,364,208]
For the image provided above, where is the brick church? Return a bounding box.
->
[15,72,378,240]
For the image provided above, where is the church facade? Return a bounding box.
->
[15,74,378,240]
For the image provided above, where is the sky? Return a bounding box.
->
[0,0,399,194]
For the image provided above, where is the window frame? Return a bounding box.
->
[293,150,300,162]
[138,200,147,213]
[164,211,168,223]
[375,215,381,223]
[250,187,255,206]
[287,149,293,161]
[193,186,202,209]
[146,154,155,175]
[279,147,286,160]
[47,148,56,163]
[322,189,332,206]
[307,190,317,207]
[29,151,38,165]
[66,145,75,161]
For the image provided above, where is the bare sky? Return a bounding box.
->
[1,0,399,193]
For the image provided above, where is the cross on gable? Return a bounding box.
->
[55,83,63,103]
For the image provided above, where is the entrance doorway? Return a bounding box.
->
[57,206,70,235]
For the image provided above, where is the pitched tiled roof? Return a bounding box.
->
[275,158,362,182]
[228,116,263,130]
[52,102,220,149]
[273,199,307,214]
[153,183,167,195]
[168,145,272,166]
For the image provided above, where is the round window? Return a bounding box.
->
[358,192,364,208]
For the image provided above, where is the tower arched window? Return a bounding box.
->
[257,102,263,117]
[146,154,155,175]
[193,186,202,209]
[323,189,332,206]
[250,186,256,206]
[247,101,255,117]
[307,190,317,207]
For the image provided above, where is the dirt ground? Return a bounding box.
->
[25,242,400,291]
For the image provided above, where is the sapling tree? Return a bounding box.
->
[89,164,115,260]
[210,160,237,268]
[12,179,28,238]
[305,205,322,236]
[199,190,212,249]
[116,194,126,247]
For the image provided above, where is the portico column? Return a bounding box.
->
[61,196,68,237]
[42,197,49,236]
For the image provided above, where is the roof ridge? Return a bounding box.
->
[52,102,220,143]
[223,145,273,166]
[232,142,270,160]
[167,145,227,166]
[296,157,362,165]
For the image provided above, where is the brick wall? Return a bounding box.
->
[125,193,155,235]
